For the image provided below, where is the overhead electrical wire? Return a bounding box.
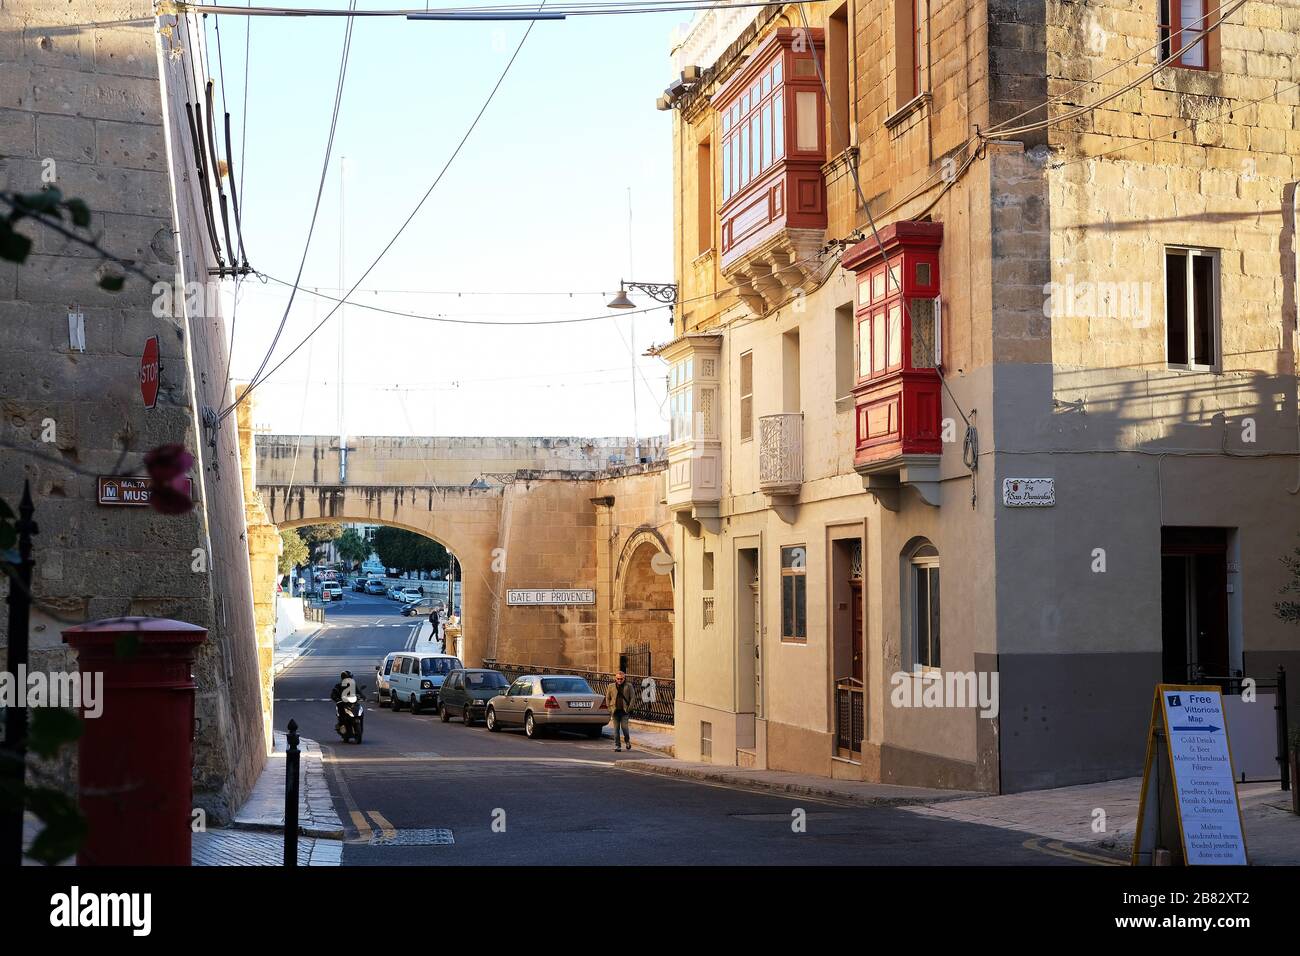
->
[1050,79,1300,171]
[981,0,1247,138]
[218,0,553,425]
[982,0,1248,141]
[179,1,817,19]
[238,0,357,402]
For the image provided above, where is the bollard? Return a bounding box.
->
[284,719,300,867]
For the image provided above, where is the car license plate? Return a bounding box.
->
[568,701,593,709]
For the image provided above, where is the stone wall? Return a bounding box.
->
[0,3,266,822]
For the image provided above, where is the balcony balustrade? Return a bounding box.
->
[757,412,803,497]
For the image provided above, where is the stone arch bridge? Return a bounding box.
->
[250,435,673,672]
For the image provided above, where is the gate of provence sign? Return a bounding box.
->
[506,589,596,606]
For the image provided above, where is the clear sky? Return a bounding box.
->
[205,2,685,438]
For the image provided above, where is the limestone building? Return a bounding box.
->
[661,0,1300,791]
[0,3,267,819]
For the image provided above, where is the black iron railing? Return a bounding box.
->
[1200,667,1289,790]
[483,659,675,725]
[835,679,864,755]
[621,642,651,679]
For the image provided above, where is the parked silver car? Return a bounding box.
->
[484,674,608,739]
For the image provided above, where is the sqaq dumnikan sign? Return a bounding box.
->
[506,589,596,606]
[1132,685,1248,866]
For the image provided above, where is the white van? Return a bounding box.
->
[387,652,464,714]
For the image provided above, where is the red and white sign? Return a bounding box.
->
[140,335,160,409]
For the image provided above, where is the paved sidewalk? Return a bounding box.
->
[193,828,342,866]
[617,759,976,806]
[902,776,1300,864]
[601,722,674,756]
[233,731,345,838]
[272,623,322,679]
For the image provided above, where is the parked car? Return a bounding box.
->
[400,586,423,603]
[387,585,404,600]
[438,668,509,725]
[485,674,609,739]
[400,597,440,617]
[365,579,388,595]
[321,582,344,602]
[373,652,402,707]
[352,577,367,592]
[388,652,465,713]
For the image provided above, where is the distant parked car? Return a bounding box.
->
[387,652,464,713]
[387,585,404,600]
[365,579,388,595]
[400,586,423,603]
[352,577,367,592]
[400,597,439,617]
[485,674,609,739]
[321,582,343,602]
[438,668,509,725]
[373,652,401,707]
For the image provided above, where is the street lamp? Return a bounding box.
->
[607,280,678,316]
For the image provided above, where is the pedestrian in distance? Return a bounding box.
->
[607,671,633,751]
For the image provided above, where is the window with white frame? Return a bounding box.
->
[1165,246,1218,369]
[908,541,940,668]
[780,545,807,643]
[668,356,695,443]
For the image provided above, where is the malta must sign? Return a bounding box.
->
[1132,684,1248,866]
[97,476,193,508]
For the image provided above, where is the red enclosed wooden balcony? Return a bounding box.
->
[842,221,944,506]
[715,28,827,315]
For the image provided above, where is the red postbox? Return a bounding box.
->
[62,617,206,865]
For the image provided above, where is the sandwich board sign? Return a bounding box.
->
[1132,684,1248,866]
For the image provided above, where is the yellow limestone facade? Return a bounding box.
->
[250,434,674,676]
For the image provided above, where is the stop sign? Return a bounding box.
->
[140,335,160,409]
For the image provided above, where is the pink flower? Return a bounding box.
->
[150,475,194,515]
[144,444,194,482]
[144,444,194,514]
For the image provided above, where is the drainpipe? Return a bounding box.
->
[1285,183,1299,494]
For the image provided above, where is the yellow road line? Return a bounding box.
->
[349,810,372,843]
[366,810,397,841]
[1022,837,1125,866]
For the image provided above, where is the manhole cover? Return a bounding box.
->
[370,828,455,847]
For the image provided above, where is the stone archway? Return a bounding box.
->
[254,484,504,667]
[613,527,674,678]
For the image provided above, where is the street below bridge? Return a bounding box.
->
[274,594,1083,866]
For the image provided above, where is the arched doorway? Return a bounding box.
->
[613,529,674,678]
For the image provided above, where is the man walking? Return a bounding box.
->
[607,671,633,752]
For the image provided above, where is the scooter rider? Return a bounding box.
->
[331,671,357,732]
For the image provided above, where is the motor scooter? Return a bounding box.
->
[335,685,366,744]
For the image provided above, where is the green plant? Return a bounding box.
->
[278,528,309,575]
[335,528,369,569]
[0,187,133,289]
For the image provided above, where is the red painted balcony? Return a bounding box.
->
[842,221,944,505]
[715,28,827,315]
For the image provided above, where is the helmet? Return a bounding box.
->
[340,670,352,681]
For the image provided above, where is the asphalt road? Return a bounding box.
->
[274,592,1081,865]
